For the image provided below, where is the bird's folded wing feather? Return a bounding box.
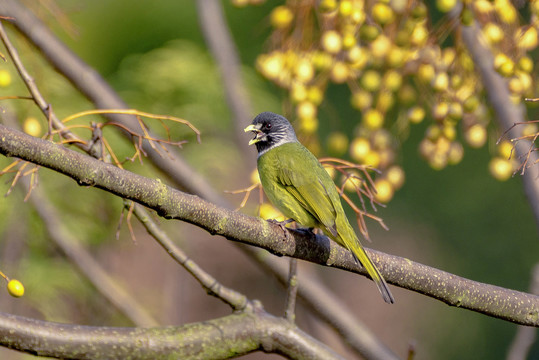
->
[277,165,339,237]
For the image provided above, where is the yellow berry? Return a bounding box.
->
[299,116,319,134]
[516,26,538,51]
[383,70,403,91]
[447,142,464,165]
[371,2,395,25]
[296,101,317,119]
[350,137,371,161]
[386,46,406,68]
[250,169,260,184]
[319,0,338,12]
[321,30,343,54]
[436,0,457,12]
[306,86,324,106]
[343,173,362,193]
[498,140,513,159]
[483,22,504,44]
[489,157,513,181]
[0,70,11,87]
[347,46,368,68]
[257,52,284,79]
[363,150,381,168]
[370,34,392,59]
[417,63,435,83]
[432,72,449,92]
[374,178,394,202]
[327,132,349,156]
[270,6,294,29]
[494,53,514,77]
[463,95,480,112]
[410,24,429,46]
[294,58,315,83]
[330,61,350,83]
[517,56,534,73]
[376,91,394,113]
[386,165,405,189]
[351,90,373,110]
[360,70,382,91]
[339,0,353,17]
[407,106,425,124]
[465,124,487,148]
[23,117,42,137]
[7,279,24,298]
[432,101,449,121]
[312,51,333,70]
[495,0,517,24]
[259,203,285,221]
[448,102,463,121]
[363,109,384,129]
[342,32,357,50]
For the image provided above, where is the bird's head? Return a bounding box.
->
[244,112,298,156]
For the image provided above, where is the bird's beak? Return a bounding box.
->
[244,124,262,146]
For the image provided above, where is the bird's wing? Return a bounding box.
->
[277,165,339,238]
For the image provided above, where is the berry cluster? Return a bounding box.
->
[237,0,539,201]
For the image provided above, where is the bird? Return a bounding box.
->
[245,111,394,304]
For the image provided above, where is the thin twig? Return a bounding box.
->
[0,20,91,154]
[284,258,298,323]
[128,201,250,311]
[19,177,159,327]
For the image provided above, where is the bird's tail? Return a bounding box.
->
[348,243,394,304]
[335,224,394,304]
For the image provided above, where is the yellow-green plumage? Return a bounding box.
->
[246,112,394,304]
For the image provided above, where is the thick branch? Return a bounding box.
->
[0,310,343,360]
[0,124,538,326]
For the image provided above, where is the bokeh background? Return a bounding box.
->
[0,1,538,359]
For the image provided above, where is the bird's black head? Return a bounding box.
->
[244,112,298,156]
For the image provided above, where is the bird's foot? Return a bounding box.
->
[294,226,316,237]
[268,218,295,239]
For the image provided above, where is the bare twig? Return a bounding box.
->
[284,258,298,323]
[0,20,91,154]
[128,201,250,312]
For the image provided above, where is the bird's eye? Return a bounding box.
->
[264,123,272,130]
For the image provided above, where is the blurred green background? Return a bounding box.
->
[0,1,538,359]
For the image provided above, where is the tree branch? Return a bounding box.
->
[460,22,539,229]
[0,124,537,327]
[196,0,253,156]
[0,310,344,360]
